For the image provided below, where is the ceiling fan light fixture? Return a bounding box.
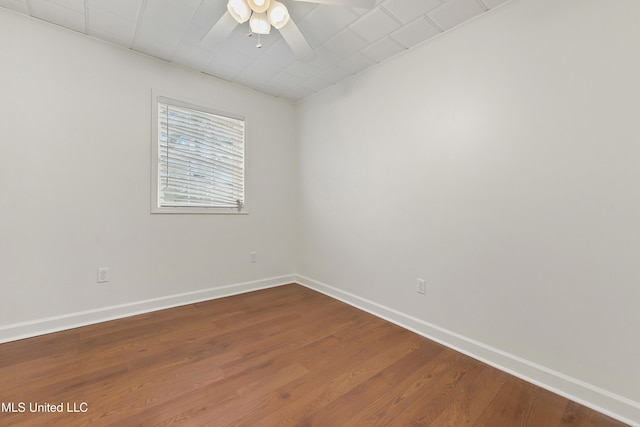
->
[249,12,271,34]
[267,1,289,29]
[227,0,251,23]
[247,0,271,13]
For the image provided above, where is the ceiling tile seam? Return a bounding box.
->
[476,0,489,12]
[148,9,195,59]
[343,6,361,17]
[360,36,405,64]
[423,13,443,32]
[321,27,368,58]
[32,0,85,19]
[378,6,403,27]
[236,46,282,86]
[351,6,417,48]
[386,17,438,49]
[348,5,403,43]
[130,0,148,50]
[278,61,326,88]
[260,70,305,93]
[202,54,231,81]
[291,3,318,27]
[426,3,492,36]
[333,61,359,79]
[401,6,499,55]
[169,0,209,64]
[23,0,32,15]
[202,69,234,84]
[378,0,443,24]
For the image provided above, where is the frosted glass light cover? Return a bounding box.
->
[227,0,251,23]
[250,12,271,34]
[267,1,289,29]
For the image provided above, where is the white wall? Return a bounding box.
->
[0,9,297,333]
[297,0,640,423]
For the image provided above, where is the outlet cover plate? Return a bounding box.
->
[97,268,109,283]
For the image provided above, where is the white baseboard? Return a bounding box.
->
[295,274,640,427]
[0,275,296,345]
[2,273,638,425]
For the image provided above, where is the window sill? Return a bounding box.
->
[151,206,249,215]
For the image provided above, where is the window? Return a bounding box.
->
[151,94,246,214]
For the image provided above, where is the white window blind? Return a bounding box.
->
[155,97,245,212]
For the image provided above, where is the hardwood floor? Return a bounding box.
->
[0,284,629,426]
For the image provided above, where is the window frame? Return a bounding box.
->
[151,90,248,215]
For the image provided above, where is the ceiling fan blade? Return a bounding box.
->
[279,19,315,61]
[201,11,239,46]
[293,0,376,8]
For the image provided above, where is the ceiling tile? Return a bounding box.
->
[286,60,322,82]
[43,0,83,14]
[285,0,318,22]
[132,36,177,61]
[381,0,442,24]
[87,6,137,46]
[323,29,368,60]
[0,0,511,101]
[247,52,288,77]
[88,0,142,21]
[428,0,485,31]
[142,0,201,29]
[29,0,85,33]
[135,20,184,48]
[339,53,377,75]
[283,85,315,101]
[203,52,253,81]
[264,39,299,64]
[361,36,404,63]
[296,5,359,48]
[0,0,29,14]
[234,66,278,87]
[88,28,135,47]
[318,65,352,84]
[390,15,440,49]
[204,48,254,76]
[202,66,240,83]
[171,42,215,71]
[304,45,341,70]
[350,8,400,43]
[227,28,281,59]
[302,75,331,92]
[480,0,510,9]
[134,0,201,47]
[179,0,227,44]
[265,71,307,90]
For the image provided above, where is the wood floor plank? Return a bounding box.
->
[343,348,469,426]
[254,329,424,426]
[0,284,630,427]
[353,352,486,426]
[429,365,510,426]
[558,400,629,427]
[307,339,449,427]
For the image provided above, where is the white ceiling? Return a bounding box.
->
[1,0,511,101]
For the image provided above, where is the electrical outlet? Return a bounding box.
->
[97,268,110,283]
[416,278,426,295]
[250,252,257,263]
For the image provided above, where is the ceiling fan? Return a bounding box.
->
[201,0,376,61]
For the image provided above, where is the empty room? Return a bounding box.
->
[1,0,638,425]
